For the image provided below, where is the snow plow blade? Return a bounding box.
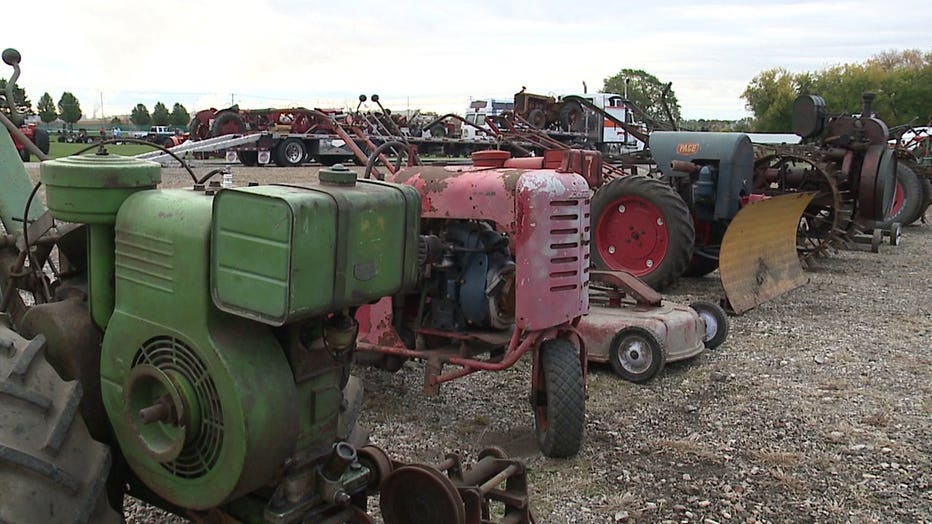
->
[719,193,816,315]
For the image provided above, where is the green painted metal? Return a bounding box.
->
[87,223,115,329]
[100,189,299,509]
[39,153,161,224]
[211,179,421,326]
[0,129,44,233]
[39,153,160,329]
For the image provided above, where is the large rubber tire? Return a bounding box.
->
[237,150,259,166]
[275,137,307,167]
[591,175,695,291]
[0,332,119,524]
[920,176,932,220]
[608,327,665,383]
[534,338,585,458]
[210,111,246,138]
[559,101,585,132]
[527,108,546,129]
[879,163,925,227]
[683,254,719,277]
[34,128,51,155]
[689,300,729,350]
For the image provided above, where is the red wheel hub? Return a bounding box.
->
[595,196,668,276]
[888,179,905,218]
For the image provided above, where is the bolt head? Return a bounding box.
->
[657,217,664,226]
[617,204,626,213]
[608,246,616,254]
[646,259,654,268]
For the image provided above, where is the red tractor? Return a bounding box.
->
[354,148,590,458]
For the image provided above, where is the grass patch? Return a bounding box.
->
[47,142,153,159]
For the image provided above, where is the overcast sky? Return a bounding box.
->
[5,0,930,121]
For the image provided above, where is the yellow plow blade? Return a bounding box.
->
[719,193,816,314]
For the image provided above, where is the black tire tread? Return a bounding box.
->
[879,163,925,227]
[535,339,585,458]
[689,300,730,350]
[591,175,695,291]
[608,327,665,383]
[0,331,118,524]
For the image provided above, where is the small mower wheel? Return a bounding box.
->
[0,333,119,524]
[878,163,924,227]
[591,175,695,291]
[609,327,665,383]
[533,338,585,458]
[19,147,29,162]
[871,228,883,253]
[689,300,729,349]
[888,222,902,246]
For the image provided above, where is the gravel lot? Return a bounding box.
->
[28,162,928,523]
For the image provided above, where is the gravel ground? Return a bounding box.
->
[26,162,928,523]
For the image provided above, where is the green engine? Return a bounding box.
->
[39,157,420,518]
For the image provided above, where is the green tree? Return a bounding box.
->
[57,92,82,124]
[741,68,797,132]
[37,92,57,124]
[151,102,170,126]
[742,49,932,131]
[0,78,33,122]
[110,116,123,125]
[603,68,682,128]
[169,103,190,127]
[130,104,150,126]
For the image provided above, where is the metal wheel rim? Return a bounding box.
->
[614,335,654,374]
[284,143,303,163]
[697,310,718,342]
[595,195,669,276]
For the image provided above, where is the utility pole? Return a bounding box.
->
[100,91,104,119]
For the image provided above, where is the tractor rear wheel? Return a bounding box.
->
[533,338,584,458]
[0,332,119,524]
[210,111,246,138]
[879,163,925,227]
[591,175,695,291]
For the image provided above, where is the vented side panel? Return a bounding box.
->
[115,230,175,294]
[514,172,590,331]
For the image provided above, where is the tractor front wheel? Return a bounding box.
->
[591,175,695,291]
[533,338,585,458]
[0,332,119,524]
[879,163,925,227]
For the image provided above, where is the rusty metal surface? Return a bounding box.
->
[379,448,532,524]
[590,270,662,307]
[720,193,816,314]
[581,302,705,365]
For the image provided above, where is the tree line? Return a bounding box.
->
[742,49,932,132]
[0,83,190,128]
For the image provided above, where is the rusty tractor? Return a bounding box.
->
[0,48,534,524]
[356,144,726,393]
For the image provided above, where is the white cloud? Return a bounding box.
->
[5,0,930,121]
